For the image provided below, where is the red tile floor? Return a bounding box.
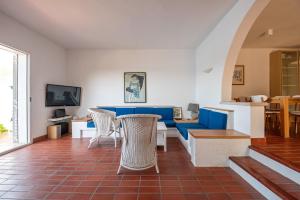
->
[251,135,300,172]
[0,136,265,200]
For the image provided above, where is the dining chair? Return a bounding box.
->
[289,98,300,135]
[234,96,252,102]
[87,108,121,148]
[265,99,280,134]
[116,114,161,174]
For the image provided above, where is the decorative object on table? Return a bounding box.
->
[232,65,244,85]
[173,107,183,119]
[117,114,161,174]
[187,103,199,120]
[124,72,146,103]
[234,96,252,102]
[250,95,268,102]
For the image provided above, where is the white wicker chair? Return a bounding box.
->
[87,108,120,148]
[117,114,161,174]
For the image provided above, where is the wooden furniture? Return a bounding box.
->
[189,129,250,139]
[265,100,281,134]
[270,51,300,96]
[48,115,72,135]
[47,125,61,139]
[234,96,252,102]
[189,129,250,167]
[174,119,198,123]
[270,97,300,138]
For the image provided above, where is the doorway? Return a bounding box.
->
[0,44,29,154]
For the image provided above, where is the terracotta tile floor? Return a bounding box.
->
[0,133,24,154]
[251,135,300,172]
[0,136,265,200]
[230,156,300,199]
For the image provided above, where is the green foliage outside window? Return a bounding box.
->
[0,124,8,134]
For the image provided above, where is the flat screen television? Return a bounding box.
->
[46,84,81,107]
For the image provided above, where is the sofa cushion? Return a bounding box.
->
[135,107,154,114]
[87,121,95,128]
[161,120,176,127]
[97,106,116,112]
[176,123,207,140]
[198,108,210,127]
[153,107,173,120]
[208,111,227,129]
[115,107,135,116]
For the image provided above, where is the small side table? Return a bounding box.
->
[174,119,198,123]
[157,122,167,152]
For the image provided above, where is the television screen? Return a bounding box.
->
[46,84,81,107]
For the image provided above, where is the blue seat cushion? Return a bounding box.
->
[208,111,227,129]
[115,107,135,116]
[161,120,176,127]
[87,121,95,128]
[176,123,207,140]
[153,107,173,120]
[135,107,154,114]
[198,108,211,127]
[97,106,116,112]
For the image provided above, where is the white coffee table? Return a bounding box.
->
[157,122,167,152]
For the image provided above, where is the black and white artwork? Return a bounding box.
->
[124,72,146,103]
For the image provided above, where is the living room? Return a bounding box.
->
[0,0,299,200]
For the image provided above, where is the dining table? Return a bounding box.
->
[270,96,300,138]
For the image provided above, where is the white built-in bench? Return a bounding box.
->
[189,129,250,167]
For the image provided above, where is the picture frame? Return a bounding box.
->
[232,65,245,85]
[124,72,147,103]
[173,107,183,119]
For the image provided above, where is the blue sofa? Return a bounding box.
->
[176,108,227,140]
[87,107,227,140]
[87,106,175,128]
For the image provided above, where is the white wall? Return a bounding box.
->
[0,12,67,139]
[194,0,270,138]
[232,48,273,98]
[195,0,269,106]
[66,49,195,117]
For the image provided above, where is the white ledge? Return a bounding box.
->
[220,101,268,107]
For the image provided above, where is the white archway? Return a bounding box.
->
[195,0,270,106]
[195,0,270,137]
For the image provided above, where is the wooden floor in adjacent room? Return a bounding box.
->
[251,135,300,173]
[0,136,265,200]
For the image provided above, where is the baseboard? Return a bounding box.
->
[33,134,48,143]
[251,137,266,145]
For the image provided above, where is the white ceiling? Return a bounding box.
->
[0,0,237,49]
[243,0,300,48]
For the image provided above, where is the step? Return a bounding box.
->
[229,156,300,200]
[249,146,300,185]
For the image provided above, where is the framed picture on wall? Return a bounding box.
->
[232,65,244,85]
[124,72,147,103]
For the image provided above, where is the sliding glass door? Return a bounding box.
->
[0,45,29,154]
